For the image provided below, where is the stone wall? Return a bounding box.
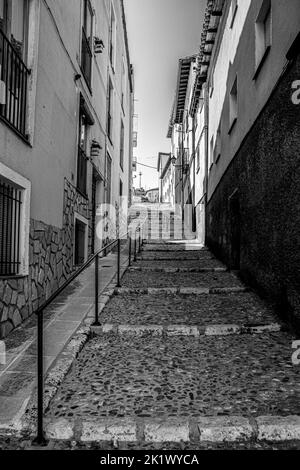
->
[0,179,92,339]
[206,55,300,332]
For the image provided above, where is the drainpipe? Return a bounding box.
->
[192,115,196,235]
[203,83,209,245]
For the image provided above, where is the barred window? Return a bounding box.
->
[0,178,22,275]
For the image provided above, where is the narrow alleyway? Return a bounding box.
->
[34,209,300,450]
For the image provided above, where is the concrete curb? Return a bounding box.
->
[43,415,300,444]
[114,287,248,295]
[91,323,282,337]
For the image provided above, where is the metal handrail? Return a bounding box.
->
[33,220,146,446]
[35,238,117,316]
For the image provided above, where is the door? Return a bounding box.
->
[74,219,86,265]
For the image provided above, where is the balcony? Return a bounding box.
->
[0,29,30,139]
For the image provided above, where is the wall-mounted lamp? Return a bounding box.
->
[94,37,105,54]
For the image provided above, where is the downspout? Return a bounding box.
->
[192,115,196,234]
[203,83,209,246]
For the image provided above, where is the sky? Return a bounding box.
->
[124,0,207,191]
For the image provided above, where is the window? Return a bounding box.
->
[77,99,90,197]
[106,153,112,204]
[81,0,93,87]
[120,119,124,170]
[254,0,272,78]
[0,162,31,277]
[0,0,30,137]
[230,0,238,28]
[107,78,113,141]
[119,179,123,197]
[109,4,116,69]
[229,76,238,132]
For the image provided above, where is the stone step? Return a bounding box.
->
[142,245,205,252]
[143,240,205,245]
[139,252,212,261]
[128,266,227,273]
[99,291,278,327]
[45,331,300,444]
[120,270,242,289]
[137,259,224,269]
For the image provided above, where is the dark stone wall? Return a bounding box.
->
[0,179,93,339]
[206,55,300,331]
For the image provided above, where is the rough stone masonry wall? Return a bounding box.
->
[0,179,92,338]
[206,54,300,331]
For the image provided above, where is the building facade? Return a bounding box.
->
[194,0,300,329]
[0,0,134,338]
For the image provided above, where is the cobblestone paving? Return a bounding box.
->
[121,271,242,288]
[47,332,300,421]
[100,292,277,326]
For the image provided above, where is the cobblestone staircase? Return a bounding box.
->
[41,225,300,449]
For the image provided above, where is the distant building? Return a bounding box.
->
[145,188,159,203]
[157,152,174,204]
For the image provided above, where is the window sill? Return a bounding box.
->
[0,274,27,280]
[253,46,271,81]
[228,118,237,135]
[0,115,32,147]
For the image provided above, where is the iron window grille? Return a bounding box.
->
[0,179,22,276]
[0,28,30,138]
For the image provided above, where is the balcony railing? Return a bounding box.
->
[81,27,92,88]
[0,29,30,138]
[77,146,88,197]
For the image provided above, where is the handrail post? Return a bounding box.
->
[93,254,100,326]
[134,229,137,262]
[117,237,121,287]
[32,310,48,446]
[128,230,132,267]
[138,226,141,252]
